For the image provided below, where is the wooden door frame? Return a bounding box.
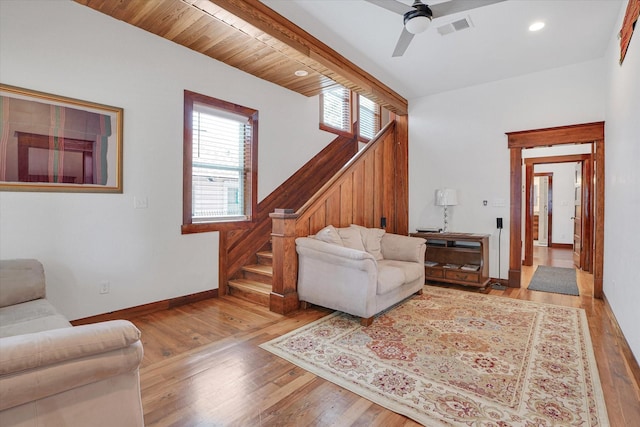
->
[506,122,605,298]
[524,155,591,266]
[584,157,594,272]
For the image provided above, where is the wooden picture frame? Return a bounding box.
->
[0,84,123,193]
[620,0,640,65]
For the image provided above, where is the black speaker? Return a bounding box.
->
[380,217,387,228]
[496,217,503,229]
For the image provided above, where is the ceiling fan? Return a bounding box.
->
[365,0,506,57]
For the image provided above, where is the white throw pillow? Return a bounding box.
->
[337,227,366,252]
[314,225,344,246]
[351,224,385,260]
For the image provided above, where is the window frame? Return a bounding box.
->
[182,90,258,234]
[356,94,382,143]
[319,86,353,138]
[319,87,382,142]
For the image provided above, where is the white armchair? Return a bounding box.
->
[296,225,426,325]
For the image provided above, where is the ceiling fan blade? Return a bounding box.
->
[364,0,413,16]
[392,27,415,57]
[430,0,506,19]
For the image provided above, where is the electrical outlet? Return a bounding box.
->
[134,196,148,209]
[99,281,110,294]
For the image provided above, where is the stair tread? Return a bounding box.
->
[243,264,273,276]
[256,251,273,259]
[228,279,271,294]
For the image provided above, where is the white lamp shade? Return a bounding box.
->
[405,15,431,34]
[436,189,458,206]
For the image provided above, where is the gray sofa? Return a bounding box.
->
[296,225,426,325]
[0,259,144,427]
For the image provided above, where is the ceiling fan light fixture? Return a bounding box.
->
[404,14,431,34]
[403,2,432,35]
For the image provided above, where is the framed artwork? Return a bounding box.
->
[0,84,123,193]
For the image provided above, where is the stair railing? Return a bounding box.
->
[270,118,408,314]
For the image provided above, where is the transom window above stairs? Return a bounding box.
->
[320,86,382,142]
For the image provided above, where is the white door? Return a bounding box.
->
[573,162,583,269]
[533,176,549,246]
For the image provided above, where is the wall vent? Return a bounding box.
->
[437,17,473,36]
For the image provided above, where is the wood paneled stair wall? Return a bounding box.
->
[226,118,408,314]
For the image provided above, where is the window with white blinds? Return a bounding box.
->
[192,103,249,222]
[319,86,382,141]
[320,86,351,133]
[358,95,381,141]
[183,91,257,231]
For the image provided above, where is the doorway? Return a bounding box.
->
[523,156,592,269]
[506,122,604,298]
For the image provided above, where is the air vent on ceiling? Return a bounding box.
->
[437,17,473,36]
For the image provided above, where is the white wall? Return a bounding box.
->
[408,59,605,280]
[602,6,640,361]
[409,1,640,363]
[533,162,576,245]
[0,1,333,320]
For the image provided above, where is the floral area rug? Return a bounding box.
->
[260,286,609,426]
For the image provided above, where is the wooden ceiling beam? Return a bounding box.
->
[199,0,408,114]
[74,0,408,114]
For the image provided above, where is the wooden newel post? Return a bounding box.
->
[269,208,299,314]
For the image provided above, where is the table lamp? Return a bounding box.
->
[435,188,458,232]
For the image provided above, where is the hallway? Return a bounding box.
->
[531,245,574,268]
[521,245,595,298]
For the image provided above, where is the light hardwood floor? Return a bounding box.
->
[131,247,640,426]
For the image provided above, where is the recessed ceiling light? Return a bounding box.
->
[294,70,308,77]
[529,21,545,32]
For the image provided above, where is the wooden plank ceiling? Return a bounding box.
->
[74,0,408,115]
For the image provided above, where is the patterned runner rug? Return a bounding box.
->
[260,286,608,426]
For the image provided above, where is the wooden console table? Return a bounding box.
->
[411,232,490,288]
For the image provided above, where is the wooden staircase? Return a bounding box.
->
[228,248,273,307]
[220,134,358,303]
[222,118,408,314]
